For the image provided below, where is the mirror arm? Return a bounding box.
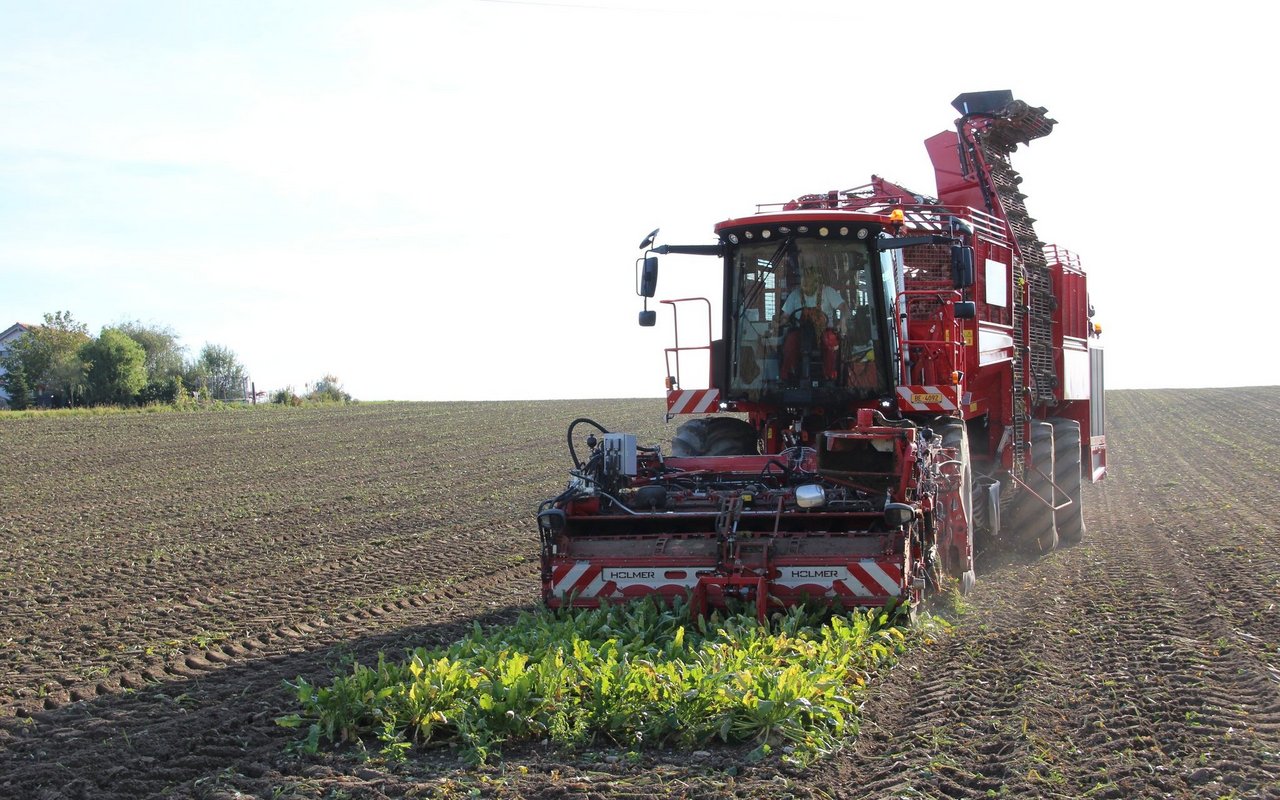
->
[651,244,723,257]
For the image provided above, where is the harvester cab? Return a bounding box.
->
[638,217,975,438]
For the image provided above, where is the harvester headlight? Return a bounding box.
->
[839,226,849,236]
[727,233,739,244]
[538,508,567,533]
[744,230,754,239]
[870,437,895,453]
[795,484,826,508]
[818,227,829,237]
[883,503,915,528]
[857,227,869,240]
[761,229,771,239]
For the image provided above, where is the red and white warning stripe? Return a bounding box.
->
[666,388,720,415]
[549,562,704,599]
[553,557,905,602]
[773,560,904,599]
[896,385,959,412]
[549,561,606,599]
[841,560,904,598]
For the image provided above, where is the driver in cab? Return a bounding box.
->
[780,264,846,332]
[774,261,847,383]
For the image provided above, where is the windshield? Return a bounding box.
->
[728,237,888,402]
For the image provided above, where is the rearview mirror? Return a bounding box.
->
[950,245,975,289]
[638,256,659,297]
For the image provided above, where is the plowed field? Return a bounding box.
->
[1,389,1278,799]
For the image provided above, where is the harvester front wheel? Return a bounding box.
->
[1049,417,1086,547]
[1011,421,1059,555]
[671,417,759,457]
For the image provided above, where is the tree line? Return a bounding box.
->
[1,311,248,409]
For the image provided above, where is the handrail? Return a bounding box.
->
[660,297,713,391]
[1043,244,1082,269]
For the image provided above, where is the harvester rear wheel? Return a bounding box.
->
[1011,421,1059,555]
[671,416,758,457]
[935,417,976,594]
[1049,417,1086,547]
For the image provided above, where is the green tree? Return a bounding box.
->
[0,311,91,407]
[116,321,186,383]
[186,343,247,401]
[117,320,187,404]
[306,373,352,403]
[3,369,31,410]
[81,328,148,406]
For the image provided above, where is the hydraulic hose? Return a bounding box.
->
[566,417,610,470]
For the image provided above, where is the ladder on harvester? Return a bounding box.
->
[956,99,1057,482]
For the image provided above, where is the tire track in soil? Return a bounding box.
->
[0,517,539,716]
[813,390,1280,800]
[0,560,544,800]
[0,515,539,716]
[1102,388,1280,670]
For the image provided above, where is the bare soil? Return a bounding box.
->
[1,389,1277,799]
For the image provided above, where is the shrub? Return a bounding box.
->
[306,374,352,404]
[272,387,303,406]
[138,375,184,405]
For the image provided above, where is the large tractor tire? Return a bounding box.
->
[671,416,758,457]
[935,417,977,595]
[1010,421,1058,555]
[1048,417,1086,547]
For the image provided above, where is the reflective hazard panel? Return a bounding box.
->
[896,386,959,412]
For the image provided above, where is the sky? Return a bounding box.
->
[3,0,1277,400]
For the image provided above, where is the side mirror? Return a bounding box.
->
[954,301,977,320]
[638,309,656,327]
[638,256,659,298]
[950,245,975,289]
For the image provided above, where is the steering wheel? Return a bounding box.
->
[788,307,828,332]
